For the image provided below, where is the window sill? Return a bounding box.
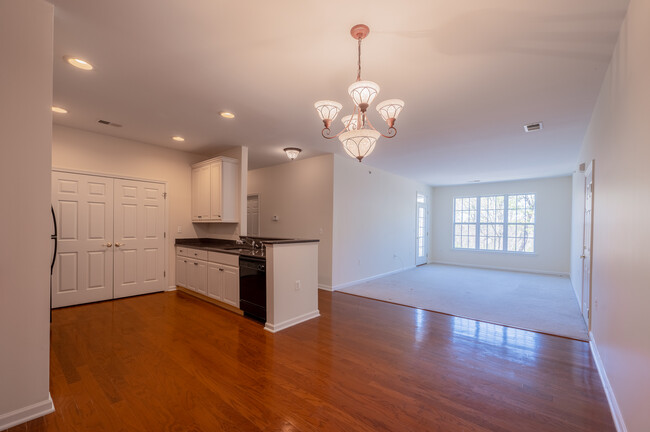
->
[450,248,537,256]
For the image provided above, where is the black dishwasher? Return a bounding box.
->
[239,256,266,322]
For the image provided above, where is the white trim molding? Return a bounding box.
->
[0,393,54,430]
[429,260,569,277]
[264,310,320,333]
[589,332,627,432]
[167,285,177,292]
[318,284,333,292]
[331,266,416,291]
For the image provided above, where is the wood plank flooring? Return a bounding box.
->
[8,290,614,432]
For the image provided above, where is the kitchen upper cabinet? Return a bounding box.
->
[191,164,211,221]
[191,156,239,223]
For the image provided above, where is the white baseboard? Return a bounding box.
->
[264,310,320,333]
[331,266,416,291]
[589,332,627,432]
[166,285,177,292]
[428,260,569,277]
[0,393,54,430]
[318,284,333,291]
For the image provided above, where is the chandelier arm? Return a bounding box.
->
[321,127,348,139]
[364,117,398,139]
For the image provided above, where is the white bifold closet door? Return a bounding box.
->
[52,172,165,308]
[113,179,165,299]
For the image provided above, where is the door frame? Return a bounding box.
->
[247,193,261,237]
[52,168,169,294]
[581,160,594,330]
[415,192,429,266]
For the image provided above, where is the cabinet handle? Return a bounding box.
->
[219,268,224,272]
[184,260,187,263]
[197,216,202,218]
[194,262,198,266]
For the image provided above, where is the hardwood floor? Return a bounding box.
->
[9,290,614,432]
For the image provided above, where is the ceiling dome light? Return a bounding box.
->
[51,106,68,114]
[220,111,235,119]
[283,147,302,160]
[64,56,93,70]
[172,136,185,142]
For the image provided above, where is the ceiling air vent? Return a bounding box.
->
[524,122,543,132]
[97,119,123,127]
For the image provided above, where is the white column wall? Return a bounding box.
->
[0,0,55,428]
[570,0,650,430]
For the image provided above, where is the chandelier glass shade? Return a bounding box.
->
[283,147,302,160]
[339,129,381,162]
[314,24,404,162]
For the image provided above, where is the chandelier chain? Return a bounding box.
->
[357,37,362,81]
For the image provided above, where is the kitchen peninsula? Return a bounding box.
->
[175,237,320,333]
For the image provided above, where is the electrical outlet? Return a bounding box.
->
[295,280,301,291]
[177,226,182,233]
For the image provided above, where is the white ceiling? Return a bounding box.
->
[49,0,629,185]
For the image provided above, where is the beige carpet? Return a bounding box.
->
[338,264,589,341]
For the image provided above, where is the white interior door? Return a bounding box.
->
[113,179,166,298]
[416,193,428,266]
[581,161,594,327]
[247,194,260,236]
[52,172,114,308]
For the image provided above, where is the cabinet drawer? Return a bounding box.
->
[186,248,208,260]
[208,251,239,267]
[177,247,208,260]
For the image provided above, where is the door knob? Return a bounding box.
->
[115,242,124,247]
[580,255,586,259]
[104,242,112,247]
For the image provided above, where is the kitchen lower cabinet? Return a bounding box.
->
[176,246,240,310]
[186,258,207,295]
[176,256,187,288]
[208,263,239,307]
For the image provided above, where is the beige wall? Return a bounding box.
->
[430,176,572,275]
[332,155,430,288]
[0,0,54,427]
[52,125,202,288]
[570,0,650,430]
[248,155,334,287]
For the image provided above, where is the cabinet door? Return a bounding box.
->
[191,165,211,221]
[207,263,223,302]
[210,161,222,220]
[185,258,197,291]
[176,256,187,288]
[195,260,208,295]
[222,265,240,308]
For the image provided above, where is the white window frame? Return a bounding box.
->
[453,193,536,254]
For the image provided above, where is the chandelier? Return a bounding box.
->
[314,24,404,162]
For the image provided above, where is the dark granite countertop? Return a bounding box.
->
[175,237,319,260]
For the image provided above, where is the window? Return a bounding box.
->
[453,193,535,253]
[453,197,476,249]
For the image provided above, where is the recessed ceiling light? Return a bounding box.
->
[172,136,185,142]
[51,106,68,114]
[64,56,93,71]
[220,111,235,119]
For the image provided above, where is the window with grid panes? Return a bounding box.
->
[453,194,535,253]
[453,197,477,249]
[507,194,535,252]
